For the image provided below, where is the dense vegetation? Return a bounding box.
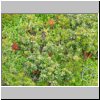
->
[2,14,98,86]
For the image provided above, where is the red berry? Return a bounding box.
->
[12,42,19,51]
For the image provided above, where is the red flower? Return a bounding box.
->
[48,19,55,27]
[12,42,19,51]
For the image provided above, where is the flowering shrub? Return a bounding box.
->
[2,14,98,86]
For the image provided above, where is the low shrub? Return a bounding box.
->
[2,14,98,86]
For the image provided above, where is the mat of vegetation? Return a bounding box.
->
[2,14,98,86]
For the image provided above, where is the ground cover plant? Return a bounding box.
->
[2,14,98,86]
